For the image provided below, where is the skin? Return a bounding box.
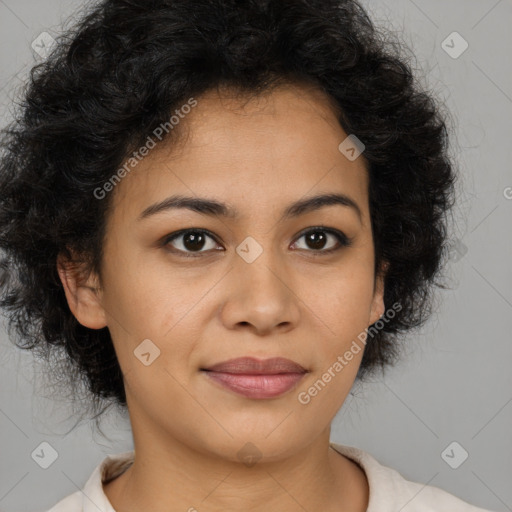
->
[58,81,387,512]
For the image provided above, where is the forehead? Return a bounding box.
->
[177,82,347,151]
[110,82,370,222]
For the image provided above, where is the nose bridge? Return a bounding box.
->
[235,234,289,297]
[222,233,300,332]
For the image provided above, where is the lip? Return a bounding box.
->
[201,357,308,399]
[203,357,307,374]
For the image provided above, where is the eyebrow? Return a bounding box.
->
[138,192,362,223]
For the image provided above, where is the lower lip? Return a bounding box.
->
[202,371,306,399]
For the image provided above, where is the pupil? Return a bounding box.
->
[184,232,205,251]
[307,231,326,250]
[181,231,327,252]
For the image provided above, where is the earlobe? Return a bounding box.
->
[56,253,108,330]
[369,260,388,325]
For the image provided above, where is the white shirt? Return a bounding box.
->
[46,442,495,511]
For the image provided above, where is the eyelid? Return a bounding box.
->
[291,226,352,254]
[161,228,221,257]
[162,226,352,257]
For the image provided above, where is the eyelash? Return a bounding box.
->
[161,226,352,259]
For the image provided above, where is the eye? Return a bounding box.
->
[291,227,352,254]
[163,228,221,257]
[162,226,352,258]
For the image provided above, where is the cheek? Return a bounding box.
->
[101,245,191,334]
[296,272,373,413]
[100,253,208,383]
[306,264,375,338]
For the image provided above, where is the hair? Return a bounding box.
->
[0,0,457,426]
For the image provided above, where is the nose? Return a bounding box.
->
[219,243,301,336]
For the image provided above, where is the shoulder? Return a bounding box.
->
[43,450,135,512]
[330,442,495,512]
[45,491,82,512]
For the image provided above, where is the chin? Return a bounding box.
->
[194,427,316,465]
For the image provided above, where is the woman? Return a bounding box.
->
[0,0,496,510]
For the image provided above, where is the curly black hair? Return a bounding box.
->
[0,0,457,424]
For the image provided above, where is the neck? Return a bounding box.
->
[104,424,368,512]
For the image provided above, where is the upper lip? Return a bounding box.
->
[202,357,308,375]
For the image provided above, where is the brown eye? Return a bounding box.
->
[162,226,351,259]
[292,227,352,254]
[164,229,220,256]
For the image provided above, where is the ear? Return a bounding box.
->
[57,252,107,329]
[369,260,389,325]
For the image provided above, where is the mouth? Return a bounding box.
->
[201,356,308,374]
[200,357,308,399]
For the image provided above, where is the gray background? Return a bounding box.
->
[0,0,511,511]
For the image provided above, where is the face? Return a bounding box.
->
[59,82,386,463]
